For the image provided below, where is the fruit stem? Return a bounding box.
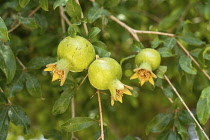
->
[139,62,152,71]
[97,90,104,140]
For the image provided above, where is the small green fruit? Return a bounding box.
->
[88,57,132,106]
[44,35,95,86]
[135,48,161,71]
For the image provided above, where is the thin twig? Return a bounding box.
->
[164,75,209,140]
[75,0,88,35]
[28,6,41,17]
[16,57,27,71]
[97,90,104,140]
[76,74,88,90]
[8,6,41,33]
[59,6,71,26]
[110,15,210,79]
[8,22,21,33]
[176,40,210,80]
[59,6,66,33]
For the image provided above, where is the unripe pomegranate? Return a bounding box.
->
[130,48,161,86]
[44,36,95,86]
[88,57,132,106]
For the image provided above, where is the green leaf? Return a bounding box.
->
[178,110,194,125]
[0,107,10,140]
[0,17,9,42]
[19,0,30,8]
[39,0,48,11]
[162,86,173,99]
[61,117,97,132]
[5,72,26,97]
[44,129,63,140]
[151,40,163,49]
[65,0,82,19]
[158,47,175,57]
[93,45,111,57]
[146,113,173,135]
[34,14,48,32]
[164,37,176,49]
[159,7,184,30]
[0,41,16,84]
[18,17,38,29]
[67,24,78,37]
[178,36,204,46]
[120,55,136,65]
[88,7,109,23]
[0,92,8,104]
[174,119,189,140]
[156,65,167,79]
[25,73,42,97]
[88,27,101,39]
[52,89,75,115]
[53,0,67,10]
[179,55,197,75]
[27,56,56,70]
[157,130,182,140]
[196,86,210,125]
[131,40,145,52]
[198,46,210,68]
[8,105,30,134]
[204,1,210,20]
[104,0,120,8]
[117,135,137,140]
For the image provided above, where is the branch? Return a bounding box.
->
[164,75,209,140]
[75,0,88,35]
[176,40,210,80]
[97,90,104,140]
[16,57,27,71]
[110,15,210,80]
[59,6,66,33]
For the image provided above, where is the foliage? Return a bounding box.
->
[0,0,210,140]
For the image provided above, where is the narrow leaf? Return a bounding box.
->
[157,130,181,140]
[88,27,101,39]
[61,117,97,132]
[164,37,176,49]
[34,14,48,32]
[27,56,56,70]
[178,36,204,46]
[52,89,75,115]
[0,41,16,84]
[174,119,189,140]
[162,86,173,99]
[131,40,145,52]
[0,17,9,42]
[39,0,48,11]
[179,55,197,75]
[25,73,42,97]
[178,110,194,125]
[93,45,111,57]
[120,55,136,65]
[5,72,26,97]
[156,65,167,79]
[0,107,10,140]
[53,0,67,10]
[0,92,8,104]
[146,113,173,135]
[158,47,175,57]
[196,86,210,125]
[65,0,82,19]
[8,105,30,134]
[18,17,38,29]
[67,24,78,37]
[88,7,109,23]
[151,40,163,49]
[19,0,30,8]
[44,129,63,140]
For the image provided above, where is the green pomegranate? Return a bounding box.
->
[44,35,95,86]
[130,48,161,86]
[88,57,132,106]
